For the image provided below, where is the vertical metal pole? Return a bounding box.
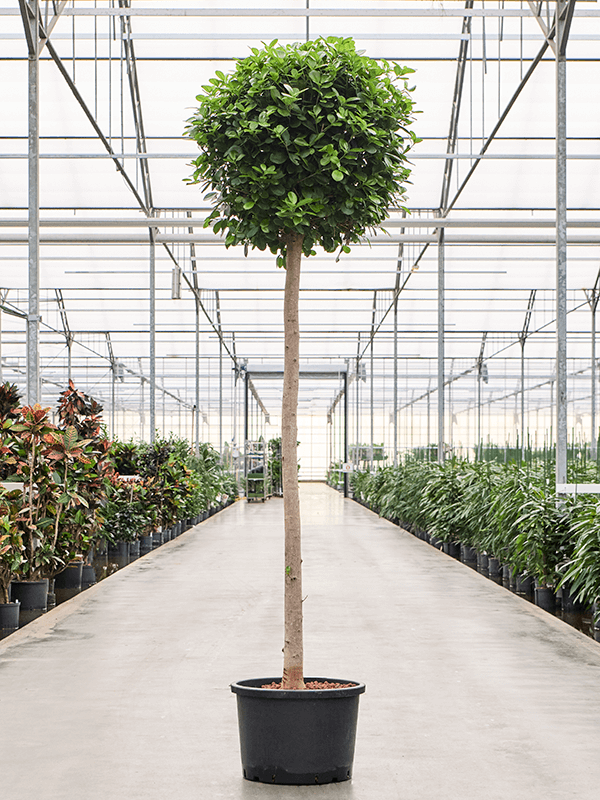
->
[477,370,482,460]
[149,229,156,442]
[195,299,200,456]
[438,229,445,464]
[427,378,431,459]
[592,305,597,460]
[111,366,115,439]
[355,333,360,471]
[343,369,349,497]
[393,299,398,465]
[520,341,525,461]
[556,1,568,490]
[219,339,223,457]
[140,373,144,439]
[27,2,40,405]
[370,334,374,469]
[244,371,249,480]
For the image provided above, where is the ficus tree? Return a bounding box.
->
[185,36,419,689]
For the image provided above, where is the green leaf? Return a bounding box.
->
[331,170,344,182]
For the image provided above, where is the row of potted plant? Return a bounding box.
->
[349,457,600,627]
[0,381,238,637]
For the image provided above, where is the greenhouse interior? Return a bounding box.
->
[2,1,600,798]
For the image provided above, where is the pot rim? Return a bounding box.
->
[231,677,366,700]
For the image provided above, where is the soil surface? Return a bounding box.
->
[261,680,356,690]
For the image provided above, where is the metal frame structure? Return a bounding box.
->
[1,1,599,486]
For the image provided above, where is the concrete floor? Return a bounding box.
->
[2,483,600,799]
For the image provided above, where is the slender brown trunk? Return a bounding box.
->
[281,232,305,690]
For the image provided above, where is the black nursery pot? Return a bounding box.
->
[231,677,365,785]
[0,602,20,639]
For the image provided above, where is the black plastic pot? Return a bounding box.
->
[442,541,461,559]
[516,573,534,599]
[10,579,49,626]
[108,540,129,568]
[152,530,163,549]
[502,565,516,591]
[460,544,477,568]
[55,561,83,590]
[476,553,489,574]
[81,563,97,590]
[140,534,153,556]
[231,677,365,785]
[535,585,556,613]
[55,561,83,604]
[129,540,141,561]
[0,601,20,639]
[488,557,501,580]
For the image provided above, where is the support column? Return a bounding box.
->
[244,370,249,480]
[111,366,116,439]
[393,299,398,466]
[195,298,200,456]
[219,339,223,458]
[592,303,597,460]
[438,229,445,464]
[149,229,156,441]
[343,369,349,498]
[370,334,374,469]
[477,371,482,461]
[555,2,567,490]
[27,3,40,405]
[520,341,526,461]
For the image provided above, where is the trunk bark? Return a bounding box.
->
[281,232,305,690]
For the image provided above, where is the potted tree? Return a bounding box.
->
[185,36,418,784]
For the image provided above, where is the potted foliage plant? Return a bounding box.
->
[185,36,418,784]
[0,488,25,637]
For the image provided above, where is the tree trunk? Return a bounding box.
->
[281,232,305,690]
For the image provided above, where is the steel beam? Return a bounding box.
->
[518,290,537,460]
[149,225,156,442]
[118,1,154,212]
[20,0,40,405]
[476,332,487,460]
[44,41,149,213]
[440,0,474,213]
[55,288,74,382]
[584,270,600,460]
[556,0,568,491]
[438,229,445,464]
[2,217,600,229]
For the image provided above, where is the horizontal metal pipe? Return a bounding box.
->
[3,32,600,42]
[2,217,598,229]
[3,152,600,160]
[2,233,600,245]
[2,6,599,17]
